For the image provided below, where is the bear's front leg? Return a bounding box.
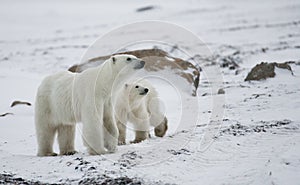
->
[103,105,119,153]
[81,108,106,155]
[117,120,127,145]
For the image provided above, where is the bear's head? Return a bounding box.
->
[109,54,145,74]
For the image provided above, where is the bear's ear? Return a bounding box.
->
[112,57,116,64]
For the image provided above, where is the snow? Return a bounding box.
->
[1,0,300,184]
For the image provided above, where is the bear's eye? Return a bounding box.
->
[127,57,131,61]
[135,85,139,88]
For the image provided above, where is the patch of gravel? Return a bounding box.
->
[78,176,143,185]
[115,151,142,169]
[1,173,152,185]
[220,119,296,136]
[0,173,58,185]
[167,148,191,156]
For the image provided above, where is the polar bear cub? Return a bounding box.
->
[35,54,145,156]
[114,79,168,145]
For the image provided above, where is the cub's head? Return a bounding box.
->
[109,54,145,73]
[125,82,149,98]
[123,82,149,108]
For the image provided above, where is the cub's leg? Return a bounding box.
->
[130,110,150,144]
[147,97,168,137]
[154,117,168,137]
[57,124,77,155]
[131,130,149,144]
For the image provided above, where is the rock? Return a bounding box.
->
[136,6,156,12]
[219,56,239,70]
[274,62,294,75]
[167,148,191,155]
[217,88,225,94]
[201,93,208,96]
[68,49,200,96]
[10,100,31,107]
[245,62,275,81]
[245,62,293,81]
[0,113,13,117]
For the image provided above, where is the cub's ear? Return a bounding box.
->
[112,57,116,64]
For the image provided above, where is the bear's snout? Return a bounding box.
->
[139,87,149,95]
[134,60,145,69]
[139,61,145,68]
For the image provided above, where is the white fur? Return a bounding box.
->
[35,54,144,156]
[114,79,167,144]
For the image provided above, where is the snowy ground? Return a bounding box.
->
[1,0,300,184]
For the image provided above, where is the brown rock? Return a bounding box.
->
[0,113,13,117]
[245,62,293,81]
[217,88,225,94]
[10,100,31,107]
[68,49,200,96]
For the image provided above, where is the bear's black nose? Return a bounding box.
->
[144,88,149,93]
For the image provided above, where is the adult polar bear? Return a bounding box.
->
[35,54,145,156]
[115,79,168,145]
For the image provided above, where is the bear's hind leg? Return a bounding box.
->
[36,124,57,156]
[57,124,77,155]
